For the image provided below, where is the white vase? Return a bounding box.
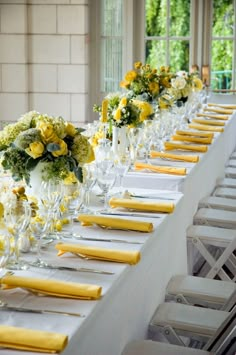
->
[112,126,127,156]
[25,161,49,198]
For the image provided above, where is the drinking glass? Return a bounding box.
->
[127,127,144,166]
[114,153,131,195]
[80,163,97,213]
[4,199,31,270]
[96,161,116,211]
[0,231,10,272]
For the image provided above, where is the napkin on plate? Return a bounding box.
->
[175,130,214,138]
[196,112,229,120]
[164,141,208,152]
[208,103,236,109]
[0,273,102,300]
[204,107,233,114]
[149,151,199,163]
[109,197,175,213]
[56,242,141,265]
[192,118,225,126]
[171,134,213,144]
[0,325,67,353]
[134,162,186,175]
[188,123,224,133]
[77,214,153,233]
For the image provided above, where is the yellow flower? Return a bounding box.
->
[148,82,160,94]
[52,139,68,157]
[25,141,44,159]
[119,97,127,107]
[125,70,137,82]
[65,122,76,137]
[160,77,171,88]
[37,122,58,144]
[0,202,4,219]
[86,145,95,163]
[134,61,142,69]
[63,171,78,185]
[193,78,203,91]
[120,80,130,89]
[114,108,122,121]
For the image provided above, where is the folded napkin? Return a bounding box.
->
[196,113,228,120]
[109,197,175,213]
[171,134,212,144]
[175,130,214,138]
[0,325,67,353]
[0,273,102,300]
[150,151,199,163]
[192,118,225,126]
[77,214,153,233]
[208,103,236,109]
[134,162,186,175]
[56,242,140,265]
[188,123,224,133]
[164,141,208,152]
[204,107,233,115]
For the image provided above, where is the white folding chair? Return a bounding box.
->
[230,151,236,160]
[213,187,236,199]
[227,159,236,168]
[225,167,236,178]
[148,303,236,351]
[199,196,236,212]
[187,224,236,280]
[124,306,236,354]
[165,274,236,310]
[216,177,236,188]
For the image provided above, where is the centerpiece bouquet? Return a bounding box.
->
[0,111,94,185]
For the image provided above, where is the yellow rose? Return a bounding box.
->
[125,70,137,82]
[25,141,45,159]
[114,108,121,121]
[37,122,58,144]
[52,139,68,157]
[119,97,127,107]
[63,171,78,185]
[134,61,142,69]
[193,78,203,91]
[148,82,159,94]
[120,80,130,89]
[85,145,95,163]
[65,122,76,137]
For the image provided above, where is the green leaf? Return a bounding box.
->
[74,166,83,183]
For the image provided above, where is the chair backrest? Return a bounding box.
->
[204,305,236,355]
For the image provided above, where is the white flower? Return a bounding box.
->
[171,77,187,90]
[176,70,188,77]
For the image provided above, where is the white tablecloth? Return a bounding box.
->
[1,110,236,355]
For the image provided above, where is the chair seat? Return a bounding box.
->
[214,187,236,199]
[193,208,236,229]
[230,151,236,159]
[150,303,228,337]
[225,167,236,178]
[122,340,210,355]
[227,159,236,168]
[216,177,236,188]
[166,275,236,305]
[187,224,236,247]
[199,196,236,211]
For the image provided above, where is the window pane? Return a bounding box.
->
[145,40,166,67]
[169,40,189,71]
[170,0,190,36]
[101,0,123,36]
[145,0,167,36]
[211,39,233,90]
[101,38,123,92]
[212,0,234,37]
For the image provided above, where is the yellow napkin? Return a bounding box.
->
[56,242,140,265]
[192,118,225,126]
[171,134,212,144]
[204,107,233,115]
[188,123,224,133]
[150,151,199,163]
[0,273,102,300]
[0,325,67,353]
[164,141,208,152]
[134,162,186,175]
[109,197,175,213]
[208,103,236,109]
[77,214,153,233]
[175,130,214,139]
[196,112,228,120]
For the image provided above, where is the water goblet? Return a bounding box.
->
[0,231,10,273]
[79,163,97,213]
[114,153,131,195]
[127,127,144,166]
[96,161,116,212]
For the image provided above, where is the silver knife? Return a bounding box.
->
[62,232,144,245]
[0,304,85,317]
[131,194,175,200]
[99,211,161,219]
[28,262,114,275]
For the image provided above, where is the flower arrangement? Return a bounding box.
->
[120,62,175,103]
[93,93,154,128]
[0,111,94,185]
[167,71,203,102]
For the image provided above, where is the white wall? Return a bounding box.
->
[0,0,89,125]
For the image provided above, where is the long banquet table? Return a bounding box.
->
[1,108,236,355]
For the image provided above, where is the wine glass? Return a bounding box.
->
[4,199,31,270]
[114,153,131,195]
[96,160,116,212]
[127,127,144,167]
[79,163,97,213]
[0,230,10,273]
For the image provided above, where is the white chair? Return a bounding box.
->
[216,177,236,188]
[148,303,236,351]
[123,306,236,354]
[199,195,236,212]
[225,167,236,178]
[187,224,236,280]
[230,151,236,160]
[213,187,236,199]
[193,207,236,229]
[165,274,236,310]
[227,159,236,168]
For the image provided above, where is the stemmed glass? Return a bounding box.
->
[114,153,131,195]
[0,230,10,273]
[79,163,97,213]
[127,127,144,167]
[4,199,31,270]
[96,160,116,212]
